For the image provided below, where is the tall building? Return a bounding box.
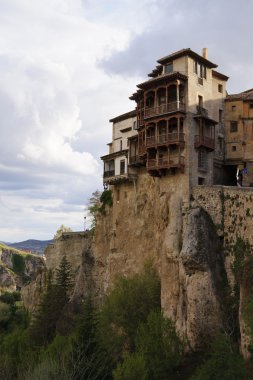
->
[225,89,253,186]
[102,48,229,191]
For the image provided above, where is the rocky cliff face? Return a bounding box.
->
[90,173,228,351]
[21,173,247,353]
[0,244,45,293]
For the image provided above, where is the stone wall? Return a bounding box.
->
[192,185,253,249]
[45,231,90,275]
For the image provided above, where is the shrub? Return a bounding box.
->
[113,352,148,380]
[190,334,251,380]
[98,262,160,358]
[136,311,184,380]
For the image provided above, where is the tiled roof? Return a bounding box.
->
[226,88,253,101]
[157,48,217,68]
[109,109,137,123]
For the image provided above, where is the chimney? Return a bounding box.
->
[202,48,208,59]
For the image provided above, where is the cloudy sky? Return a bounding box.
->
[0,0,253,242]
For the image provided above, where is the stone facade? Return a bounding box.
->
[225,89,253,187]
[101,110,138,186]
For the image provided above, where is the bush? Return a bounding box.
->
[98,262,161,358]
[136,311,184,380]
[113,352,148,380]
[12,253,25,274]
[190,334,251,380]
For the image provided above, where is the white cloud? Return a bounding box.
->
[1,0,252,241]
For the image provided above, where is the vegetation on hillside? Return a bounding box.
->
[0,258,252,379]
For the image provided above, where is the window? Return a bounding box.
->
[232,105,236,111]
[194,60,198,74]
[218,84,223,93]
[218,137,223,150]
[198,149,208,171]
[219,109,223,122]
[232,145,237,152]
[165,63,173,74]
[133,120,137,130]
[230,121,238,132]
[250,104,253,109]
[198,95,203,107]
[120,140,123,150]
[120,160,125,174]
[194,60,206,79]
[198,177,205,185]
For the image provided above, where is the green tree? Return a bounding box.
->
[54,225,72,240]
[55,255,74,303]
[136,310,184,380]
[29,271,60,345]
[191,334,251,380]
[88,190,102,230]
[98,262,161,359]
[113,352,148,380]
[68,299,112,380]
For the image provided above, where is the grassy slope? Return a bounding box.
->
[0,242,37,257]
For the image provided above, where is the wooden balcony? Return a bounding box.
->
[144,102,185,119]
[146,132,185,148]
[129,155,143,166]
[147,155,185,171]
[194,135,215,151]
[103,171,137,185]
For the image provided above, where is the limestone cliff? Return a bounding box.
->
[92,181,227,350]
[22,175,252,354]
[0,243,45,293]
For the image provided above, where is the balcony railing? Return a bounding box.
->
[196,106,208,117]
[146,133,185,147]
[144,102,185,118]
[146,135,156,147]
[104,170,115,178]
[147,155,185,170]
[194,135,214,151]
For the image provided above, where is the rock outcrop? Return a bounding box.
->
[21,176,251,354]
[0,244,45,293]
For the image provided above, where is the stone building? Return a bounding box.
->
[225,88,253,186]
[101,109,138,186]
[102,48,229,190]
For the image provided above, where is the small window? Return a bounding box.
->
[203,66,207,79]
[218,84,223,93]
[230,121,238,132]
[219,109,223,122]
[194,60,198,74]
[120,140,123,150]
[218,137,223,150]
[120,160,125,174]
[232,145,237,152]
[198,95,203,107]
[198,149,208,171]
[198,177,205,185]
[232,105,236,111]
[250,104,253,109]
[165,63,173,74]
[133,120,137,130]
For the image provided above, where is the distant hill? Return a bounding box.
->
[3,239,53,255]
